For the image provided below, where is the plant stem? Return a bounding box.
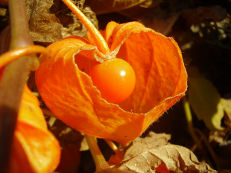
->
[183,97,203,149]
[62,0,110,54]
[183,98,220,169]
[194,129,220,169]
[0,0,36,172]
[85,135,109,171]
[9,0,33,49]
[105,140,119,153]
[0,45,46,67]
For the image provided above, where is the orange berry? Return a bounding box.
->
[90,58,136,104]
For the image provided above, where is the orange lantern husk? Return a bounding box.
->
[9,86,60,173]
[35,20,187,145]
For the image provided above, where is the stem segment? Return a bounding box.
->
[183,98,203,149]
[85,135,109,171]
[105,140,119,153]
[0,0,37,172]
[183,98,220,169]
[62,0,110,54]
[0,45,46,67]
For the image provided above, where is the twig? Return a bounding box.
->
[85,135,109,171]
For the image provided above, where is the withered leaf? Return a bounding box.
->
[26,0,98,43]
[209,131,231,147]
[85,0,152,14]
[123,132,171,160]
[116,132,216,173]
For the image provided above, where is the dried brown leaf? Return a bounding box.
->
[123,132,171,161]
[86,0,151,14]
[26,0,98,43]
[115,132,216,173]
[209,131,231,146]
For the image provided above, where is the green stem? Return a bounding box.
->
[0,0,36,172]
[183,97,203,149]
[183,98,220,169]
[85,135,109,171]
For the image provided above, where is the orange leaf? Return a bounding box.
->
[9,86,60,173]
[36,21,187,145]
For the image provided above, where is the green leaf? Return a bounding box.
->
[221,98,231,121]
[188,77,224,130]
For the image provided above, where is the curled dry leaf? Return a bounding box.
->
[35,20,187,145]
[123,132,171,160]
[85,0,152,14]
[26,0,97,43]
[115,132,216,173]
[109,132,170,165]
[118,144,216,173]
[9,86,60,173]
[26,0,63,43]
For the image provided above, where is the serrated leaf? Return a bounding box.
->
[188,77,224,130]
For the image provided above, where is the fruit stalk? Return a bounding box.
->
[62,0,110,54]
[85,135,109,171]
